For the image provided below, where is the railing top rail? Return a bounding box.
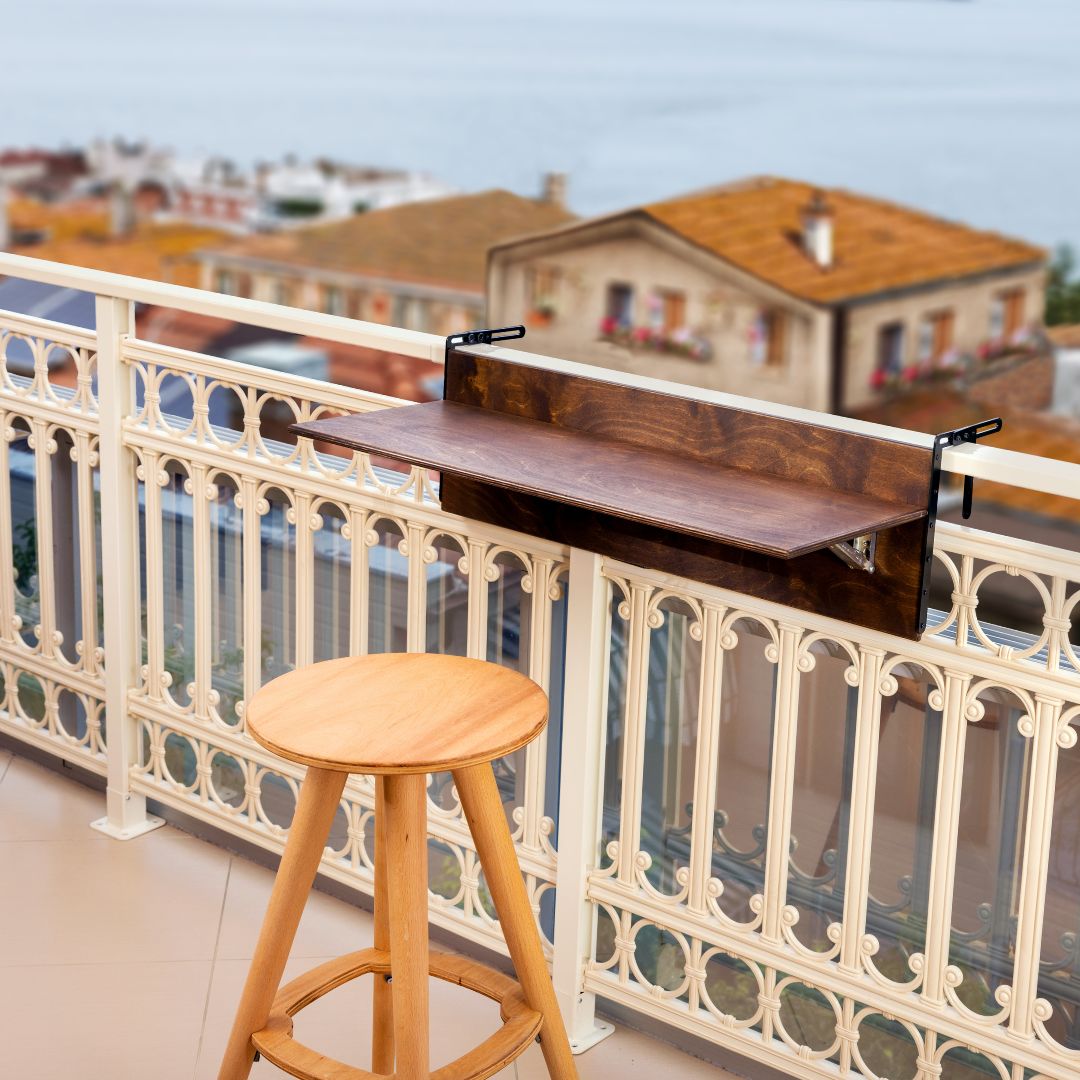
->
[1,251,1077,506]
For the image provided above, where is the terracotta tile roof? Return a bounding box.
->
[207,190,576,293]
[9,199,227,287]
[1048,323,1080,349]
[643,177,1045,306]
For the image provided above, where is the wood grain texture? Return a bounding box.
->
[443,478,930,639]
[245,653,548,774]
[252,949,543,1080]
[384,772,430,1079]
[297,400,926,559]
[445,351,933,504]
[371,777,394,1076]
[218,766,348,1080]
[455,762,579,1080]
[292,351,938,638]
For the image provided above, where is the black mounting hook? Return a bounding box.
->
[444,325,525,364]
[935,417,1003,519]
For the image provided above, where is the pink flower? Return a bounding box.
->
[632,326,651,344]
[870,369,887,390]
[599,316,616,336]
[901,365,919,383]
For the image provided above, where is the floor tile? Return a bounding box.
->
[196,954,508,1079]
[215,855,374,960]
[0,755,109,841]
[0,959,212,1080]
[0,831,230,966]
[515,1022,737,1080]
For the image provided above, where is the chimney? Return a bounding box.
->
[0,180,9,250]
[801,189,835,269]
[541,171,568,210]
[109,180,136,239]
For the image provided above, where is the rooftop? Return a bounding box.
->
[639,176,1046,304]
[205,189,576,292]
[9,196,225,287]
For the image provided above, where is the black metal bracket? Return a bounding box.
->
[916,416,1003,635]
[444,325,525,365]
[935,417,1003,520]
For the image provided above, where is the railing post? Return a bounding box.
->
[90,295,164,840]
[551,548,615,1052]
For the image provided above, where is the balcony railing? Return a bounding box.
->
[0,250,1078,1080]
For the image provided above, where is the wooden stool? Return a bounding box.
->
[218,653,577,1080]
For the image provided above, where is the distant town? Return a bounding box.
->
[2,138,1079,548]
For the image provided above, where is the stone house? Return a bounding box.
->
[486,177,1047,414]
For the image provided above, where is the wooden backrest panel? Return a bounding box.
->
[446,350,933,505]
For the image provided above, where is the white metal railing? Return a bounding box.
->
[1,250,1079,1079]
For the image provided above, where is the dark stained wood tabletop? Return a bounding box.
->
[296,400,927,559]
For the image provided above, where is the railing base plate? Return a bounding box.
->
[569,1018,615,1054]
[90,814,166,841]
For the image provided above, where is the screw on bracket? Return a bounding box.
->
[444,325,525,364]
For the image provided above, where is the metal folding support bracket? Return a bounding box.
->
[830,531,878,573]
[830,418,1002,575]
[935,417,1003,519]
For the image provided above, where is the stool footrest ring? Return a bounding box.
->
[251,948,543,1080]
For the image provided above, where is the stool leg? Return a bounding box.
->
[454,763,578,1080]
[371,775,395,1074]
[218,766,347,1080]
[384,772,430,1079]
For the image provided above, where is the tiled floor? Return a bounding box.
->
[0,749,737,1080]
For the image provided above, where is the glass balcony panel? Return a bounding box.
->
[867,661,942,985]
[700,948,760,1023]
[939,1046,1013,1080]
[424,534,468,659]
[259,768,298,832]
[209,750,246,811]
[601,588,629,872]
[56,688,89,745]
[788,637,858,953]
[312,502,350,664]
[161,462,195,708]
[712,617,775,924]
[9,420,38,649]
[630,919,687,994]
[366,518,407,655]
[424,533,468,815]
[210,476,243,724]
[850,1012,920,1080]
[640,595,701,896]
[163,730,198,788]
[16,671,46,726]
[949,685,1030,1017]
[776,977,839,1056]
[259,488,296,685]
[50,429,83,666]
[487,551,530,830]
[1038,713,1080,1052]
[543,569,569,853]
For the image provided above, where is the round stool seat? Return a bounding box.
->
[245,653,548,774]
